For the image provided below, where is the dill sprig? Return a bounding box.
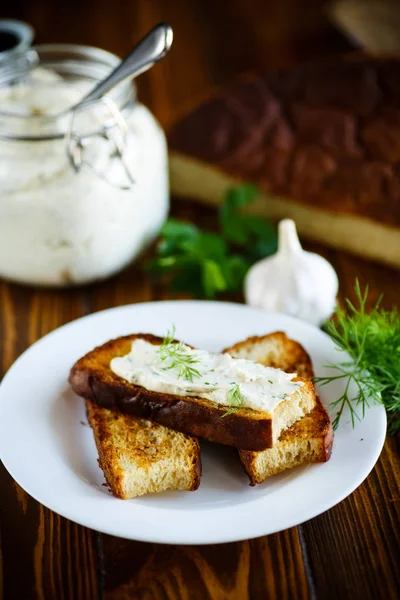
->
[159,326,201,382]
[315,280,400,433]
[222,383,245,417]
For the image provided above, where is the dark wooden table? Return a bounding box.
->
[1,1,400,599]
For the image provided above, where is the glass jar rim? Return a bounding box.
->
[0,42,136,141]
[0,19,34,62]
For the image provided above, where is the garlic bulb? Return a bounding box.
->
[244,219,338,326]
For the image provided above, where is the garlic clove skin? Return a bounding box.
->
[244,219,339,326]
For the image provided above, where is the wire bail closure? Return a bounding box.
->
[66,96,135,190]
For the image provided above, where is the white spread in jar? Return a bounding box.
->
[110,338,303,414]
[0,67,168,285]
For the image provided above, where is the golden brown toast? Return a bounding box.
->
[225,332,333,484]
[224,331,315,379]
[237,398,333,485]
[70,333,316,450]
[85,400,201,499]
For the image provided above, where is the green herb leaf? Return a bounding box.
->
[222,383,245,417]
[160,219,200,240]
[223,183,258,212]
[147,184,277,298]
[159,326,201,382]
[222,255,250,290]
[315,280,400,433]
[219,184,278,260]
[181,232,227,261]
[169,266,204,296]
[202,260,228,298]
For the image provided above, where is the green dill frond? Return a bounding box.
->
[159,326,201,382]
[222,383,245,417]
[317,280,400,432]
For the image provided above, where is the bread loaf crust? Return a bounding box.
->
[168,55,400,228]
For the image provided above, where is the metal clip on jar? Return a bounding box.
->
[0,27,169,286]
[66,96,136,191]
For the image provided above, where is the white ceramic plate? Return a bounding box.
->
[0,301,386,544]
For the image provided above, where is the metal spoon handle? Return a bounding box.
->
[74,23,173,111]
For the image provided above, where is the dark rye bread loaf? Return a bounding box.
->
[168,54,400,268]
[69,333,316,451]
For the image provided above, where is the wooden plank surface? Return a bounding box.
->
[0,284,101,600]
[0,1,399,599]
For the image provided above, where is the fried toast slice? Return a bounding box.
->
[224,332,315,379]
[70,333,316,451]
[85,400,201,499]
[225,332,333,485]
[237,397,333,484]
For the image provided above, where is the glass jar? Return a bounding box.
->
[0,44,169,286]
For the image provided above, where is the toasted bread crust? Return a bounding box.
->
[86,400,201,498]
[71,333,302,451]
[86,400,126,498]
[224,332,315,379]
[238,398,333,485]
[225,332,333,485]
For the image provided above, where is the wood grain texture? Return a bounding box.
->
[0,284,100,600]
[0,1,399,599]
[0,509,3,600]
[302,434,400,600]
[101,530,309,600]
[300,254,400,600]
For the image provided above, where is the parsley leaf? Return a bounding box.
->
[147,184,277,298]
[219,184,278,261]
[202,260,227,297]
